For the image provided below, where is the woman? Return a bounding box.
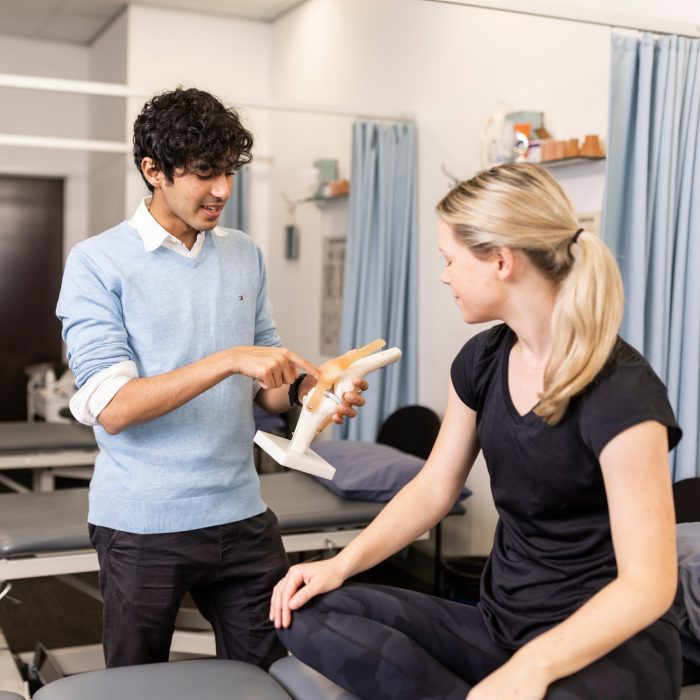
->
[269,163,682,699]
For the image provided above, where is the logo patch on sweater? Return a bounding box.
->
[239,295,244,301]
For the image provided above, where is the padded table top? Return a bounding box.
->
[0,471,465,558]
[260,471,386,532]
[33,658,291,700]
[0,422,97,453]
[0,488,89,556]
[0,472,388,557]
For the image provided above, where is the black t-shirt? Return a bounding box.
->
[450,323,682,649]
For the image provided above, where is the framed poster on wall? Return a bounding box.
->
[320,237,345,356]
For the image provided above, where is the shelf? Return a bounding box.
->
[539,156,605,169]
[298,193,349,205]
[479,156,605,174]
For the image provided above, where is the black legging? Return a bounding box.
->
[277,584,681,700]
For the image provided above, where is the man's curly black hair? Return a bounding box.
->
[133,87,254,191]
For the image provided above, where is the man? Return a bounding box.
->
[56,87,364,670]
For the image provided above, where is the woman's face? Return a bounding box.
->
[437,219,504,324]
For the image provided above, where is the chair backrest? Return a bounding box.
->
[673,478,700,524]
[673,478,700,689]
[376,405,441,460]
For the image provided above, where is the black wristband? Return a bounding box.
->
[288,373,307,407]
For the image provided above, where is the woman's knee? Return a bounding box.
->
[275,598,322,657]
[276,585,389,659]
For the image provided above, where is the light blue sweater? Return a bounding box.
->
[56,222,281,534]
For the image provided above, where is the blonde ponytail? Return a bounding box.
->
[540,232,623,423]
[436,163,624,425]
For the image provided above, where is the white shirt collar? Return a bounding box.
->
[128,196,229,255]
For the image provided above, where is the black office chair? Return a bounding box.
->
[672,478,700,693]
[376,404,448,592]
[376,405,441,460]
[674,478,700,524]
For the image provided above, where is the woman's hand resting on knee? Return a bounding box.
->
[270,559,347,629]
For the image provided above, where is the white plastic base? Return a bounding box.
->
[254,431,336,480]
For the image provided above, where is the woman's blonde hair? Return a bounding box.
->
[436,163,623,425]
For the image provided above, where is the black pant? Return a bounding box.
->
[278,583,682,700]
[89,509,289,670]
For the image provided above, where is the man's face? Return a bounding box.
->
[150,164,234,238]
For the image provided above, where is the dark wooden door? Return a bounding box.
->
[0,175,64,421]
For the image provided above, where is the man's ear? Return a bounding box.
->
[494,247,516,280]
[140,157,165,189]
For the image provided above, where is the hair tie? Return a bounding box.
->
[567,228,584,258]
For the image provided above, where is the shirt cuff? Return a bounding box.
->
[69,361,139,425]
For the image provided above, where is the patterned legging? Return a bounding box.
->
[278,583,681,700]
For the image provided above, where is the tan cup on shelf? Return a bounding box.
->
[540,139,554,161]
[580,134,604,157]
[327,179,349,196]
[565,139,580,158]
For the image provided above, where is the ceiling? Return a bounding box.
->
[0,0,306,45]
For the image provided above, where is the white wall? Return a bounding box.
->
[123,4,274,255]
[88,10,129,236]
[266,110,353,364]
[270,0,616,555]
[0,36,90,257]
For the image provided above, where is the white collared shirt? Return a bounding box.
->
[69,197,230,425]
[129,195,230,259]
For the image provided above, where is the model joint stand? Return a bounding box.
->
[254,339,402,480]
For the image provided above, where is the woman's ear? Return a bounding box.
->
[494,247,516,280]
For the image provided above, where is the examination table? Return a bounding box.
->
[0,471,452,580]
[0,423,463,699]
[1,656,359,699]
[0,422,97,493]
[0,475,410,699]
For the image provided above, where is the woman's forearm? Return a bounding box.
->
[334,389,479,580]
[334,471,460,579]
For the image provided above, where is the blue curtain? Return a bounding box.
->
[603,33,700,480]
[339,121,418,442]
[221,165,249,231]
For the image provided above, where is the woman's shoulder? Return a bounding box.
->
[456,323,513,364]
[451,324,512,409]
[578,337,681,455]
[590,337,665,390]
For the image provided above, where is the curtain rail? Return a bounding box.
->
[422,0,700,38]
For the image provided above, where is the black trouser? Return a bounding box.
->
[89,509,289,670]
[278,583,682,700]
